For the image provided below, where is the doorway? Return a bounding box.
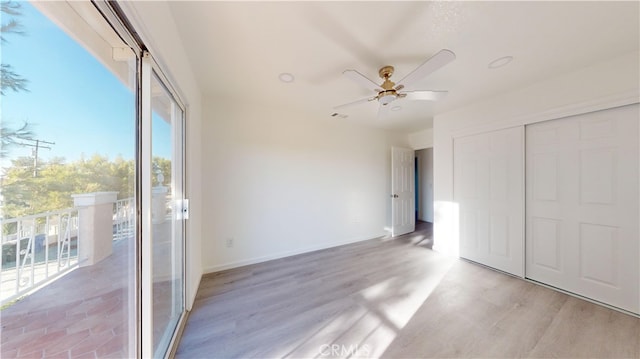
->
[415,148,434,223]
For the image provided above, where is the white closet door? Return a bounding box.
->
[454,126,524,277]
[526,104,639,314]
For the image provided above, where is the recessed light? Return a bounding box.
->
[278,72,295,83]
[391,106,402,112]
[488,56,513,69]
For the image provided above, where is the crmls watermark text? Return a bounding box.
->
[318,344,372,357]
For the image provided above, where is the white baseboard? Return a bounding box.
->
[203,231,388,274]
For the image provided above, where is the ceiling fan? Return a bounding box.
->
[334,49,456,115]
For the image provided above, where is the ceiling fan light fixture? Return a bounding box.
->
[378,90,397,105]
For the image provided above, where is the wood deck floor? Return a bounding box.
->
[177,222,640,358]
[1,239,133,359]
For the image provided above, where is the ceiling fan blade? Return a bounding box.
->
[402,90,448,101]
[396,49,456,88]
[334,96,376,109]
[343,70,383,92]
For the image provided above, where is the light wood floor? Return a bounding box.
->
[176,222,640,358]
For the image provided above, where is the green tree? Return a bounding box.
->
[1,1,32,159]
[2,156,33,216]
[0,121,34,158]
[110,156,135,198]
[2,155,142,219]
[1,64,28,95]
[2,152,176,219]
[0,1,24,38]
[1,1,28,95]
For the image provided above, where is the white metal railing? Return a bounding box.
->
[113,197,135,240]
[1,198,136,304]
[1,208,80,304]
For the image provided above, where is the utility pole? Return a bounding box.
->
[16,138,55,177]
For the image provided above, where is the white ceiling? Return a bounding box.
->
[168,1,639,133]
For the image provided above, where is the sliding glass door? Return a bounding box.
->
[141,54,188,358]
[150,70,186,357]
[0,2,139,357]
[0,2,188,357]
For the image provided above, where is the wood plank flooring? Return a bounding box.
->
[176,222,640,358]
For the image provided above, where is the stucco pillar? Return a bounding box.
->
[72,192,118,267]
[152,186,168,224]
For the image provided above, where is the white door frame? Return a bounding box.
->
[141,52,189,359]
[93,1,192,356]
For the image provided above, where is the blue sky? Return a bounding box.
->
[2,2,170,165]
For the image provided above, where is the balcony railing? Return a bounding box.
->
[0,197,135,305]
[114,197,135,240]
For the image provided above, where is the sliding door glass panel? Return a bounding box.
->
[0,2,137,357]
[150,71,185,357]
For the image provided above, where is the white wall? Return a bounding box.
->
[416,148,434,222]
[408,128,433,150]
[202,97,408,272]
[433,50,640,255]
[119,2,204,309]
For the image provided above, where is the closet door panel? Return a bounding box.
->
[455,126,524,277]
[526,104,639,314]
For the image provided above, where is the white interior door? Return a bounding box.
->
[391,147,415,237]
[526,104,639,314]
[454,127,524,277]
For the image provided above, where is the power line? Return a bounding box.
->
[16,138,55,177]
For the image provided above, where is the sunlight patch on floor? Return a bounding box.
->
[356,259,456,357]
[275,254,456,358]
